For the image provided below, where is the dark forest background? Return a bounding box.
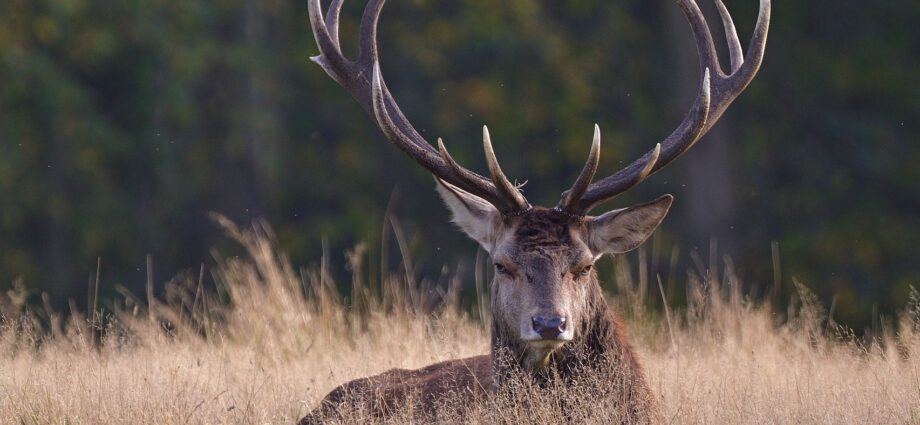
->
[0,0,917,330]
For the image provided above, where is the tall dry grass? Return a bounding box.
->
[1,220,918,424]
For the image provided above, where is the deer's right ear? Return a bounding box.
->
[435,179,502,253]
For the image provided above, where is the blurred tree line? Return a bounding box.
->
[0,0,917,330]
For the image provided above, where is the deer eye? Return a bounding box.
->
[577,265,593,277]
[494,263,512,276]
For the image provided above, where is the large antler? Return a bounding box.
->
[308,0,530,214]
[559,0,770,215]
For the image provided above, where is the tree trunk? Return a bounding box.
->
[665,2,737,256]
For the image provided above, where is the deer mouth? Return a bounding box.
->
[521,332,573,350]
[527,338,569,350]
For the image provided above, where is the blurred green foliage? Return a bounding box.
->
[0,0,917,330]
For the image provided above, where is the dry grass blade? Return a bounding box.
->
[1,220,918,424]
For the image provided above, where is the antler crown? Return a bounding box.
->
[308,0,770,216]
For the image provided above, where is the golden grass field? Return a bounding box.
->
[2,220,919,424]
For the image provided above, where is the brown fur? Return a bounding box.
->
[297,356,491,424]
[299,207,663,424]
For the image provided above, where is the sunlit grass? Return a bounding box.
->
[1,219,918,424]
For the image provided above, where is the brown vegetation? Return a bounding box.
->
[1,221,919,424]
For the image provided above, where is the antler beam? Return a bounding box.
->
[309,0,769,218]
[561,0,770,214]
[308,0,530,214]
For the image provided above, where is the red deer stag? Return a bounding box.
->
[299,0,769,423]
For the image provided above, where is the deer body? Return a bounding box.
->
[300,207,666,424]
[300,0,769,423]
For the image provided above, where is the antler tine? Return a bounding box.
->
[436,137,513,210]
[616,142,662,196]
[357,0,384,66]
[483,126,530,211]
[558,124,601,212]
[310,0,529,214]
[732,0,771,91]
[325,0,345,49]
[714,0,743,73]
[567,0,769,214]
[307,0,345,82]
[679,0,722,76]
[683,0,771,132]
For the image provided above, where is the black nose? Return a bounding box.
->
[531,316,567,339]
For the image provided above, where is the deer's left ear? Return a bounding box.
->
[586,195,673,255]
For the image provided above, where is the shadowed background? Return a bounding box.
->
[0,0,917,330]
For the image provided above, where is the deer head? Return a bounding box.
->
[308,0,769,369]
